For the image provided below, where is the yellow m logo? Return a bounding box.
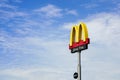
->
[69,22,89,47]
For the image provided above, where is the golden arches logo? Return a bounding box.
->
[69,22,90,50]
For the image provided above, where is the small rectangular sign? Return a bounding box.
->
[71,45,88,53]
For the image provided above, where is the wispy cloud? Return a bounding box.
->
[12,0,22,3]
[0,0,22,3]
[0,0,9,3]
[114,3,120,12]
[0,3,17,9]
[81,3,98,9]
[0,1,28,22]
[34,4,78,18]
[0,67,72,80]
[66,9,78,16]
[34,4,63,18]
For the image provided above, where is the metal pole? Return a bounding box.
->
[77,51,81,80]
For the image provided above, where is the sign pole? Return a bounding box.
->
[77,51,81,80]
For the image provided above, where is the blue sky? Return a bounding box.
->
[0,0,120,80]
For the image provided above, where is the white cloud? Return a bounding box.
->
[12,0,22,3]
[34,4,62,18]
[114,3,120,12]
[0,0,22,3]
[0,2,28,21]
[81,3,98,9]
[0,10,28,21]
[0,0,8,3]
[66,10,78,16]
[0,67,72,80]
[0,3,17,9]
[34,4,78,18]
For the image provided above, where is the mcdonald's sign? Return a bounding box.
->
[69,22,90,53]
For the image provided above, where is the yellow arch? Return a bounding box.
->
[79,22,88,41]
[69,25,78,46]
[69,22,89,46]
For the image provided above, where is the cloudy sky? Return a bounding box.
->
[0,0,120,80]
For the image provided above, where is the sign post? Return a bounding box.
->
[69,22,90,80]
[77,51,81,80]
